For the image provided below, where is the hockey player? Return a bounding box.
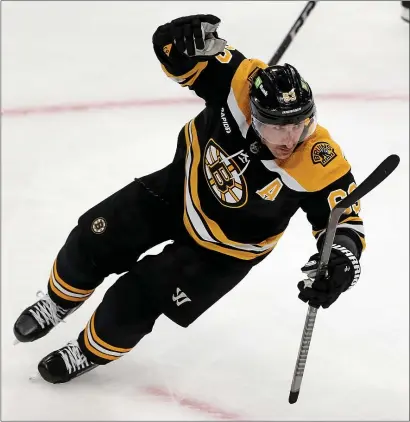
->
[13,15,365,384]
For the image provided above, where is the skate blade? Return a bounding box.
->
[29,372,40,382]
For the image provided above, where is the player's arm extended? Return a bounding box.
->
[152,14,246,104]
[300,170,366,258]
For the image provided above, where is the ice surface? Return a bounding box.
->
[2,2,409,420]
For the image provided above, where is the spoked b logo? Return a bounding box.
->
[91,217,107,234]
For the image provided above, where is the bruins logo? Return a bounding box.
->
[311,142,337,167]
[203,139,248,208]
[91,217,107,234]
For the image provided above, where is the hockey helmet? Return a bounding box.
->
[250,64,317,145]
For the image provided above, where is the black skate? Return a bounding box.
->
[38,340,97,384]
[13,291,81,343]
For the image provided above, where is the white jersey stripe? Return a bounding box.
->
[260,159,307,192]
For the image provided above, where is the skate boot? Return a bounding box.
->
[13,291,81,343]
[38,340,98,384]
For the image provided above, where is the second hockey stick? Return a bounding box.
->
[288,154,400,404]
[268,1,318,66]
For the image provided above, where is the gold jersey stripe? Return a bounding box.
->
[161,61,208,87]
[337,216,366,250]
[312,214,366,250]
[53,260,95,295]
[83,324,118,361]
[48,276,88,302]
[339,216,363,224]
[313,216,365,236]
[90,313,133,353]
[357,235,366,250]
[183,212,272,260]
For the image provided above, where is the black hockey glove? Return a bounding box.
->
[297,244,361,308]
[152,14,226,58]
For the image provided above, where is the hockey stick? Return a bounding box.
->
[288,154,400,404]
[268,1,318,66]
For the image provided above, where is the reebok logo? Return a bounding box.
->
[172,288,191,306]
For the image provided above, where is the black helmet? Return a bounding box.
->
[250,63,316,126]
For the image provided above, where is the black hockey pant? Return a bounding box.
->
[47,168,258,365]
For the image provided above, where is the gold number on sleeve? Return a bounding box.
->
[328,183,361,215]
[215,45,236,64]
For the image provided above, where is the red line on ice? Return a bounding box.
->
[1,92,408,117]
[143,385,244,420]
[1,97,201,116]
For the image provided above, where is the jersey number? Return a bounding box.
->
[328,183,361,214]
[215,45,236,64]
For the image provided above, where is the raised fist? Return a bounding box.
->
[153,14,227,58]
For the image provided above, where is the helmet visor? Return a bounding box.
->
[252,116,308,146]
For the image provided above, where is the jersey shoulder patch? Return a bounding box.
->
[276,124,351,192]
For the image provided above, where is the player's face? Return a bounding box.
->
[253,120,305,159]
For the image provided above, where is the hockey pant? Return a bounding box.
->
[47,167,258,365]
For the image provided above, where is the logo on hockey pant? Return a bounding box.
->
[172,288,191,306]
[203,138,248,208]
[91,217,107,234]
[311,142,337,167]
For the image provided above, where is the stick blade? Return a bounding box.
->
[336,154,400,210]
[289,390,299,404]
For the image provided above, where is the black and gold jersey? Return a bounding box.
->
[153,43,365,261]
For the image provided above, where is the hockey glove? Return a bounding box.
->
[153,14,227,58]
[297,244,361,308]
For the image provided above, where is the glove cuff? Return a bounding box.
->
[332,244,361,287]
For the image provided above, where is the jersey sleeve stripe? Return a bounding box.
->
[89,313,132,353]
[53,260,95,295]
[227,87,249,137]
[260,159,307,192]
[160,62,208,86]
[313,215,366,250]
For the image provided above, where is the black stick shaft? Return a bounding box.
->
[268,1,317,65]
[288,154,400,404]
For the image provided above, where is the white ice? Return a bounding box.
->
[2,1,409,420]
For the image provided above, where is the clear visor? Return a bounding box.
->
[252,117,313,147]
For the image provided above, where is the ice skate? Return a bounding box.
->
[13,291,81,343]
[38,340,97,384]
